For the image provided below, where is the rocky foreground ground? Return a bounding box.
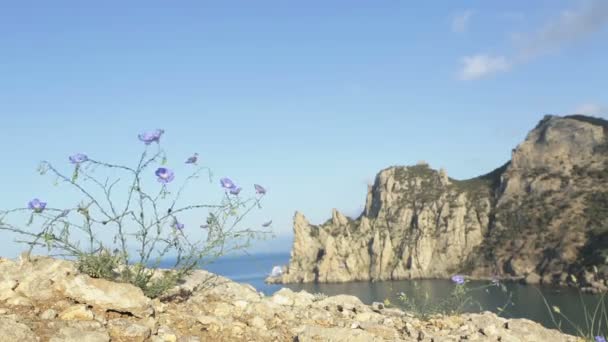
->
[0,255,582,341]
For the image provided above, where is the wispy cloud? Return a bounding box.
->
[515,0,608,60]
[573,103,608,116]
[458,0,608,80]
[458,54,511,80]
[451,10,474,33]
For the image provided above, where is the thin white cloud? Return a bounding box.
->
[451,10,474,33]
[515,0,608,60]
[458,0,608,80]
[573,103,608,116]
[458,54,511,80]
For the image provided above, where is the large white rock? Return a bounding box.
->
[61,275,153,318]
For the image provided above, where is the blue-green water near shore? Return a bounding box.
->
[164,252,607,337]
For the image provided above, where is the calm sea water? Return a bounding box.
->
[167,252,607,337]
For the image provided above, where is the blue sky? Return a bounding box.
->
[1,0,607,258]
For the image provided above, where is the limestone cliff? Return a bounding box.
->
[270,115,608,291]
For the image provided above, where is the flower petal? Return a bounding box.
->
[69,153,88,164]
[220,177,236,189]
[254,184,266,194]
[139,129,164,144]
[451,275,465,285]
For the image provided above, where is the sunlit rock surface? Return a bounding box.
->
[0,255,579,341]
[270,115,608,293]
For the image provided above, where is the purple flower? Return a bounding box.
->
[254,184,266,195]
[155,167,175,184]
[229,186,242,195]
[138,129,164,145]
[173,220,184,230]
[262,220,272,227]
[69,153,88,164]
[451,275,465,285]
[596,336,607,342]
[220,177,236,189]
[185,153,198,164]
[28,198,47,213]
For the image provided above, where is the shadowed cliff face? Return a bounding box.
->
[475,115,608,288]
[271,115,608,291]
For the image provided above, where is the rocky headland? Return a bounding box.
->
[268,115,608,293]
[0,255,581,341]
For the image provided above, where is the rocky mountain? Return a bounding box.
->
[269,115,608,292]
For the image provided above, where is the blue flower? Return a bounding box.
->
[220,177,236,189]
[69,153,88,164]
[254,184,266,195]
[596,336,607,342]
[173,219,184,230]
[155,168,175,184]
[451,275,465,285]
[138,129,164,145]
[28,198,47,213]
[185,153,198,164]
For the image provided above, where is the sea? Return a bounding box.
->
[165,252,607,337]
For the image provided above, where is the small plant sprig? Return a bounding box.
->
[312,292,328,302]
[541,274,608,342]
[0,129,273,298]
[397,275,511,320]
